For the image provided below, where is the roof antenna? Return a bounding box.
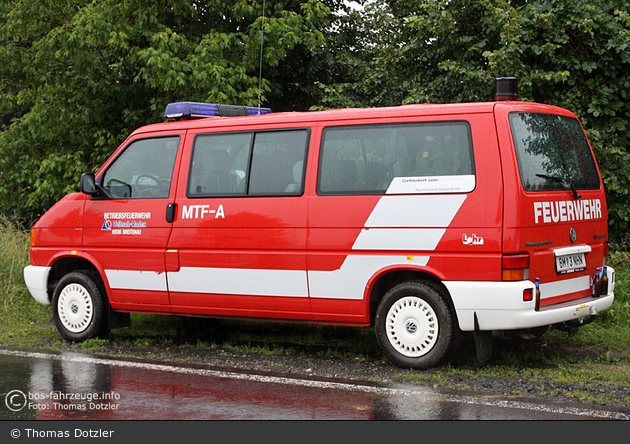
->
[257,0,266,115]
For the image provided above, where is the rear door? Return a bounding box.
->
[495,103,608,308]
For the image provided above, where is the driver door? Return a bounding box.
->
[82,131,185,311]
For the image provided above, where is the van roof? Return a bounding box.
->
[131,101,573,136]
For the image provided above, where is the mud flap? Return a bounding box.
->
[474,313,493,363]
[108,306,131,329]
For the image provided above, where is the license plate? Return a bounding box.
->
[556,253,586,274]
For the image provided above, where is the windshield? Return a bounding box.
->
[509,112,600,192]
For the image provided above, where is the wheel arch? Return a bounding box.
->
[46,256,103,304]
[367,268,457,327]
[48,255,130,335]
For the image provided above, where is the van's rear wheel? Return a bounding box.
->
[375,281,458,369]
[52,271,109,342]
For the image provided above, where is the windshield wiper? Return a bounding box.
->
[536,174,581,200]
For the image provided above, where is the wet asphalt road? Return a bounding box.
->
[1,347,629,421]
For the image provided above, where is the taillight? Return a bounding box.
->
[502,253,530,281]
[30,228,37,247]
[603,243,609,266]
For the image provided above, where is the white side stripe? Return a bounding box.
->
[105,270,167,292]
[168,267,309,297]
[352,195,465,251]
[309,255,429,300]
[106,255,429,300]
[103,196,466,298]
[352,228,445,251]
[364,195,466,227]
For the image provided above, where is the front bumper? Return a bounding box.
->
[23,265,52,306]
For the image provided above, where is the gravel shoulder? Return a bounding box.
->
[4,316,630,409]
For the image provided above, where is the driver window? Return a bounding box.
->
[102,136,180,199]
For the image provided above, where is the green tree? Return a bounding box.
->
[404,0,630,241]
[310,0,408,110]
[318,0,630,241]
[0,0,329,222]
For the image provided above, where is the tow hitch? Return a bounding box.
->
[553,306,598,336]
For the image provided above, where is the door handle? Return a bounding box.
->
[166,203,176,223]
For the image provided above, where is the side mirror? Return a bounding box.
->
[80,173,97,195]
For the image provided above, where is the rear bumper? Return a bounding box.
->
[23,265,51,306]
[446,269,615,331]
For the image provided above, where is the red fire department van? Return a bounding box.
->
[24,78,615,369]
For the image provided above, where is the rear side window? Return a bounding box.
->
[188,129,308,197]
[509,113,600,192]
[318,122,475,195]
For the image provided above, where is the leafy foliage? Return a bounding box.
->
[0,0,329,222]
[1,0,629,241]
[319,0,630,241]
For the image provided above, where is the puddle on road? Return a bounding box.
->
[2,348,628,420]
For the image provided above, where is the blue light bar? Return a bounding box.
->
[164,102,272,119]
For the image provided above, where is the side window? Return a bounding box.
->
[188,132,252,196]
[318,122,475,195]
[188,129,309,197]
[249,130,308,196]
[101,136,180,199]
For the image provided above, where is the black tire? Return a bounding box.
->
[51,271,109,342]
[375,281,459,369]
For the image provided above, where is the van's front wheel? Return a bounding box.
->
[375,281,458,369]
[52,271,109,342]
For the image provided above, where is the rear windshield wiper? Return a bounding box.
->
[536,174,582,200]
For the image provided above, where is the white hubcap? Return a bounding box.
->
[58,283,94,333]
[386,296,438,357]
